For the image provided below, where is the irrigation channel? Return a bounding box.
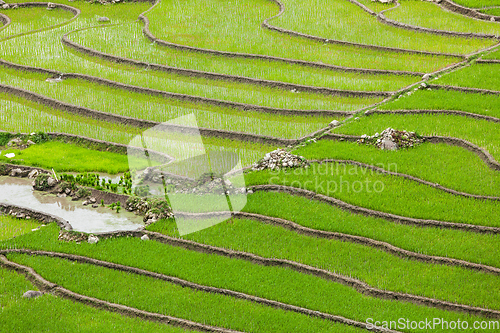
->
[0,176,144,233]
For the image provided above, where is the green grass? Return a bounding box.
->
[381,88,500,118]
[146,0,465,72]
[7,253,365,333]
[385,0,500,36]
[241,191,500,268]
[147,216,500,311]
[271,0,492,54]
[332,112,500,163]
[0,7,73,40]
[0,225,492,333]
[69,22,420,92]
[0,93,276,166]
[293,140,500,197]
[433,63,500,92]
[0,69,334,139]
[452,0,500,8]
[483,47,500,60]
[244,161,500,228]
[0,141,143,174]
[0,11,381,113]
[481,8,500,16]
[0,266,194,333]
[0,215,39,240]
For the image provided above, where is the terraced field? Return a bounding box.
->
[1,0,500,332]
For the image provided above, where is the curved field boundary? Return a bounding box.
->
[0,202,72,230]
[136,2,425,77]
[0,249,397,333]
[477,58,500,63]
[368,109,500,124]
[0,83,298,146]
[0,59,353,118]
[249,184,500,234]
[322,133,500,172]
[126,230,500,318]
[376,1,500,40]
[0,3,80,43]
[0,255,246,333]
[428,83,500,95]
[62,26,396,98]
[175,211,500,275]
[0,13,11,31]
[262,0,464,58]
[438,0,500,22]
[307,158,500,201]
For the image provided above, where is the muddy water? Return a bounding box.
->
[0,176,144,233]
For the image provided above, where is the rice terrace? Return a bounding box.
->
[1,0,500,331]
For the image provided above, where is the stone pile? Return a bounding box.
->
[58,230,87,243]
[252,149,309,171]
[371,0,394,3]
[357,128,423,151]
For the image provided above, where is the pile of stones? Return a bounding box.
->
[126,196,174,224]
[7,210,32,220]
[357,128,423,151]
[58,230,87,243]
[252,149,309,171]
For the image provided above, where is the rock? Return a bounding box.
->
[47,2,56,8]
[47,177,57,187]
[380,138,398,151]
[82,201,88,206]
[26,216,31,220]
[9,168,22,177]
[7,138,23,147]
[89,197,96,204]
[92,204,98,208]
[2,3,10,9]
[26,140,35,146]
[253,148,309,171]
[88,235,99,244]
[23,290,43,299]
[328,120,340,127]
[28,169,39,179]
[140,234,150,241]
[97,16,110,22]
[4,153,15,158]
[16,213,25,219]
[0,1,5,5]
[491,17,496,22]
[422,73,431,80]
[65,188,71,195]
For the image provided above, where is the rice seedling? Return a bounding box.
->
[331,113,500,162]
[146,216,500,311]
[242,191,500,268]
[270,0,493,53]
[385,0,500,36]
[69,22,421,91]
[481,8,500,16]
[452,0,500,8]
[145,0,470,68]
[0,11,378,111]
[293,140,500,197]
[0,69,335,139]
[244,161,500,228]
[433,63,500,91]
[0,141,142,174]
[0,93,275,166]
[0,7,73,40]
[7,253,366,333]
[381,88,500,118]
[0,215,40,241]
[1,229,493,333]
[0,267,195,333]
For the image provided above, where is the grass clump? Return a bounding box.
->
[433,63,500,92]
